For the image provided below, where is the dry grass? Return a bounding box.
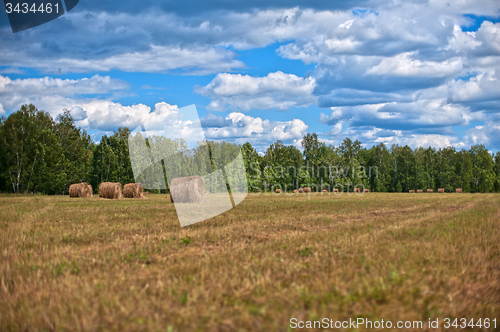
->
[0,193,499,331]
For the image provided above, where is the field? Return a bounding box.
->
[1,192,499,331]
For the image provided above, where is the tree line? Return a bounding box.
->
[1,104,499,194]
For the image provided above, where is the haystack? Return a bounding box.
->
[275,189,282,194]
[123,183,144,198]
[99,182,122,199]
[427,189,433,193]
[364,189,370,193]
[170,176,207,203]
[69,182,92,198]
[417,189,423,193]
[438,188,445,193]
[409,189,415,193]
[456,188,462,193]
[298,187,311,193]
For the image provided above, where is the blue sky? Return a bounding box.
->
[1,0,500,152]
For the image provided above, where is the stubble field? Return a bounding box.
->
[0,192,499,331]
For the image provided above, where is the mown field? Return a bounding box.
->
[0,192,499,331]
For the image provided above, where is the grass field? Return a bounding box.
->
[1,192,499,331]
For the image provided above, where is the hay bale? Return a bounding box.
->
[364,189,370,193]
[456,188,462,193]
[69,182,92,198]
[170,176,207,203]
[87,185,93,197]
[293,189,298,194]
[123,183,144,198]
[427,189,433,193]
[438,188,445,193]
[409,189,415,193]
[98,182,122,199]
[298,187,312,193]
[275,189,282,194]
[417,189,423,193]
[322,189,328,193]
[333,188,339,193]
[353,187,360,193]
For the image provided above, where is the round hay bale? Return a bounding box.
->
[87,185,93,197]
[409,189,415,193]
[455,188,462,193]
[322,189,328,193]
[275,189,282,194]
[438,188,445,193]
[69,182,92,198]
[293,189,298,194]
[123,183,144,198]
[98,182,122,199]
[417,189,423,193]
[298,187,311,193]
[170,176,207,203]
[333,188,339,193]
[426,189,433,193]
[364,189,370,193]
[353,187,360,193]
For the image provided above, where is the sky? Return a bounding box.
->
[1,0,500,153]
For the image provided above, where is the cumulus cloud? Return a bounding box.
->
[202,112,308,144]
[0,75,128,115]
[365,53,463,77]
[60,100,310,149]
[2,46,245,75]
[71,101,309,147]
[196,71,316,111]
[319,98,471,136]
[463,122,500,149]
[375,134,463,149]
[447,71,500,112]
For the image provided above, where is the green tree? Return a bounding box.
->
[493,152,500,192]
[469,145,495,192]
[0,104,68,194]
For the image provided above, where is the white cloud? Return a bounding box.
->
[320,99,470,133]
[447,72,500,110]
[0,75,128,116]
[446,25,482,53]
[365,53,463,77]
[25,46,244,75]
[474,21,500,56]
[203,112,308,143]
[463,122,500,149]
[68,106,87,121]
[78,100,152,131]
[196,71,316,111]
[374,134,461,149]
